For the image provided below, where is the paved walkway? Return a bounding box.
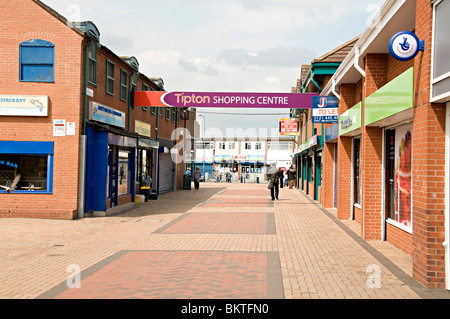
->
[0,182,449,299]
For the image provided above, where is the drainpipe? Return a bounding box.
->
[79,38,93,219]
[354,47,366,78]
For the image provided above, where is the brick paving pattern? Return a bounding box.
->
[0,182,449,299]
[51,251,272,299]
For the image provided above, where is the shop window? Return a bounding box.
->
[106,60,115,95]
[385,125,413,230]
[353,138,361,206]
[120,69,128,101]
[19,39,55,82]
[0,141,54,194]
[118,150,131,196]
[88,42,97,86]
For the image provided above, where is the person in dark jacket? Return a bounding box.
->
[268,165,284,200]
[193,167,202,190]
[287,165,297,189]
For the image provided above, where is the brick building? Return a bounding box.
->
[315,0,450,289]
[291,36,358,203]
[0,0,194,219]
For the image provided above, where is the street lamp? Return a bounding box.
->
[199,114,206,179]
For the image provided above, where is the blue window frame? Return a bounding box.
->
[19,39,55,82]
[0,141,54,194]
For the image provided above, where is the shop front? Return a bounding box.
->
[85,101,137,216]
[364,67,414,252]
[136,138,159,200]
[297,135,320,199]
[214,155,239,182]
[158,138,175,195]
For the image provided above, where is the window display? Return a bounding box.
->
[0,155,48,192]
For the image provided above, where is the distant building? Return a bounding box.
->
[195,137,295,182]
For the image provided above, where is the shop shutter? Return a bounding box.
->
[158,153,174,194]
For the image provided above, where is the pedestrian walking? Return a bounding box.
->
[287,165,297,189]
[119,164,125,185]
[193,167,202,190]
[267,164,283,201]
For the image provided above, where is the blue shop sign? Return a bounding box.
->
[311,96,339,124]
[89,101,126,128]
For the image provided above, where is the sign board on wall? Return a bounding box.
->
[135,120,151,137]
[89,101,125,128]
[311,96,339,124]
[279,118,299,136]
[389,31,424,62]
[0,95,48,116]
[53,120,66,137]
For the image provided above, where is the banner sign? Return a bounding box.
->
[134,91,318,109]
[0,95,48,117]
[311,96,339,124]
[279,118,299,136]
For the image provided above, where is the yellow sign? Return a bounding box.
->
[135,120,151,137]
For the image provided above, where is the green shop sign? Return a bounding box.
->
[364,67,414,126]
[339,102,362,136]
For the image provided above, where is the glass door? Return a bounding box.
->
[385,129,396,220]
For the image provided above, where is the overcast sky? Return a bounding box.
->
[42,0,384,138]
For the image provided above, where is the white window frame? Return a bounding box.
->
[431,0,450,103]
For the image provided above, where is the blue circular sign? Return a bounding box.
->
[389,31,420,61]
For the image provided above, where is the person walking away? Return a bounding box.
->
[287,165,297,189]
[268,164,283,200]
[193,167,202,190]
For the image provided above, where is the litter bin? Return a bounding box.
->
[140,186,151,202]
[183,175,192,190]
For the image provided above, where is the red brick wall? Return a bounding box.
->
[412,0,447,289]
[386,223,413,256]
[337,84,356,220]
[0,0,85,220]
[361,54,387,240]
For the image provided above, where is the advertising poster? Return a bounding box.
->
[394,124,412,228]
[279,118,299,136]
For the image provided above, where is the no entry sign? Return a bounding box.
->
[134,91,318,109]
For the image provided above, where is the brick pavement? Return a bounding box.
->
[0,182,449,299]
